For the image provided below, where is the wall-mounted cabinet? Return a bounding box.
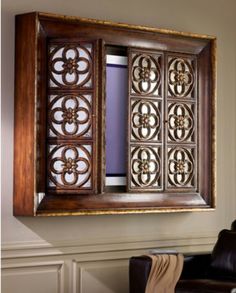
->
[14,12,216,216]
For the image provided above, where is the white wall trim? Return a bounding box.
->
[2,261,65,293]
[72,258,129,293]
[2,232,217,260]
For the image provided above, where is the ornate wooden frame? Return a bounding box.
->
[14,12,216,216]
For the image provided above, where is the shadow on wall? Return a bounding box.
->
[17,211,194,247]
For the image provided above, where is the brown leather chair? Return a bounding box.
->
[129,220,236,293]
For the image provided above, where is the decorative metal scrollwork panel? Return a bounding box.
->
[48,144,92,190]
[48,43,93,89]
[168,57,195,98]
[167,147,196,189]
[130,52,162,96]
[131,99,162,142]
[168,102,195,143]
[48,94,92,138]
[130,145,162,189]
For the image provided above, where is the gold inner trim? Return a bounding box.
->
[37,207,215,217]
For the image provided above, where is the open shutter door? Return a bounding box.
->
[127,48,164,192]
[47,39,100,195]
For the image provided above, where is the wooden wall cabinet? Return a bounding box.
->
[14,12,216,216]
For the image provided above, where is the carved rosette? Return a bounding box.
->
[48,94,92,138]
[131,53,162,96]
[167,147,195,188]
[131,99,161,141]
[130,146,162,189]
[168,102,195,143]
[168,57,195,98]
[48,144,92,189]
[48,43,93,88]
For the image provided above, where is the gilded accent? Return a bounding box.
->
[37,207,216,217]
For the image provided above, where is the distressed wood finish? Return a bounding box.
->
[14,12,216,216]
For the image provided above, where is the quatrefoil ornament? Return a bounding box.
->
[168,147,195,188]
[132,54,161,96]
[131,146,161,188]
[48,145,91,188]
[168,58,194,98]
[131,100,161,141]
[49,94,92,138]
[49,44,92,88]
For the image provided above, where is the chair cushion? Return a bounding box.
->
[209,229,236,280]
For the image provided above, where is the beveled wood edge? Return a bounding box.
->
[196,40,217,209]
[35,191,213,216]
[19,12,216,41]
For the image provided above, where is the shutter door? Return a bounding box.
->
[46,39,98,194]
[166,54,198,191]
[127,49,164,192]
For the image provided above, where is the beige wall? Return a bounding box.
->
[2,0,236,292]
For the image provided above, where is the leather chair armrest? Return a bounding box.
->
[129,256,152,293]
[180,253,212,280]
[129,253,213,292]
